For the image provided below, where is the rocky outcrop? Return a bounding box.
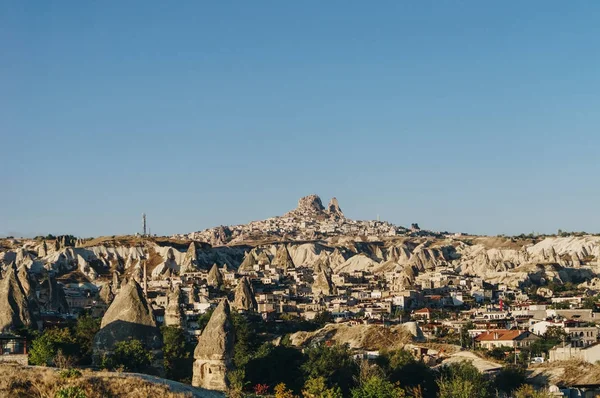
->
[232,277,257,312]
[207,264,223,288]
[285,194,326,218]
[180,242,199,274]
[238,250,257,273]
[0,263,37,332]
[164,285,184,327]
[312,257,336,296]
[272,245,295,272]
[192,300,235,391]
[93,279,162,371]
[327,197,344,218]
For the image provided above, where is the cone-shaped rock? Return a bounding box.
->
[98,283,114,306]
[180,242,199,274]
[233,277,257,312]
[0,263,37,333]
[93,279,162,368]
[192,300,235,391]
[207,264,223,288]
[164,285,184,327]
[256,251,270,267]
[312,264,336,296]
[273,245,295,272]
[238,250,256,273]
[45,273,69,313]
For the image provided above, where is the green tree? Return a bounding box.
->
[436,362,492,398]
[436,377,476,398]
[351,376,405,398]
[313,311,333,326]
[301,344,358,395]
[245,343,306,393]
[74,314,100,365]
[161,326,193,382]
[494,365,526,395]
[514,384,554,398]
[377,349,436,398]
[29,328,78,366]
[302,376,343,398]
[101,339,154,373]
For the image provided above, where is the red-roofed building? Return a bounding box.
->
[413,307,432,321]
[475,329,540,350]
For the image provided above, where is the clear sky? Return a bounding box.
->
[2,1,599,238]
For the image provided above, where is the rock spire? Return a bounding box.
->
[233,277,257,312]
[207,263,224,288]
[192,300,235,391]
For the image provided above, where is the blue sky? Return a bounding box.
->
[1,1,599,237]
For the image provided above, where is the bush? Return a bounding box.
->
[101,339,154,373]
[55,386,87,398]
[351,376,405,398]
[301,344,358,395]
[59,368,82,379]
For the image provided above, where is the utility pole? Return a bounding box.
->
[143,260,148,298]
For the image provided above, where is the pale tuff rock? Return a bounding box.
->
[152,247,179,278]
[312,257,336,296]
[98,283,114,305]
[0,263,37,333]
[285,194,326,218]
[18,266,42,318]
[93,279,162,369]
[232,277,257,312]
[207,264,224,288]
[180,242,199,274]
[238,250,257,273]
[165,285,184,327]
[256,251,271,267]
[327,197,344,218]
[536,287,554,298]
[272,245,295,272]
[41,273,69,313]
[112,271,121,292]
[38,241,48,257]
[193,300,235,391]
[209,226,231,246]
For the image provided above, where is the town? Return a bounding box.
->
[2,196,600,397]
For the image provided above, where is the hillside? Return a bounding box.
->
[0,364,223,398]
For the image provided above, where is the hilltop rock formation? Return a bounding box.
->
[232,277,257,312]
[207,264,223,288]
[0,263,37,332]
[164,285,184,327]
[192,300,235,391]
[327,197,344,218]
[93,279,162,371]
[286,194,326,218]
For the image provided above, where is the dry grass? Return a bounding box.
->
[0,364,196,398]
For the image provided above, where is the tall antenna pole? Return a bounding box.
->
[143,260,148,298]
[142,213,147,236]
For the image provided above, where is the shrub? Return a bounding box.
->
[59,368,82,379]
[55,386,87,398]
[101,339,154,373]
